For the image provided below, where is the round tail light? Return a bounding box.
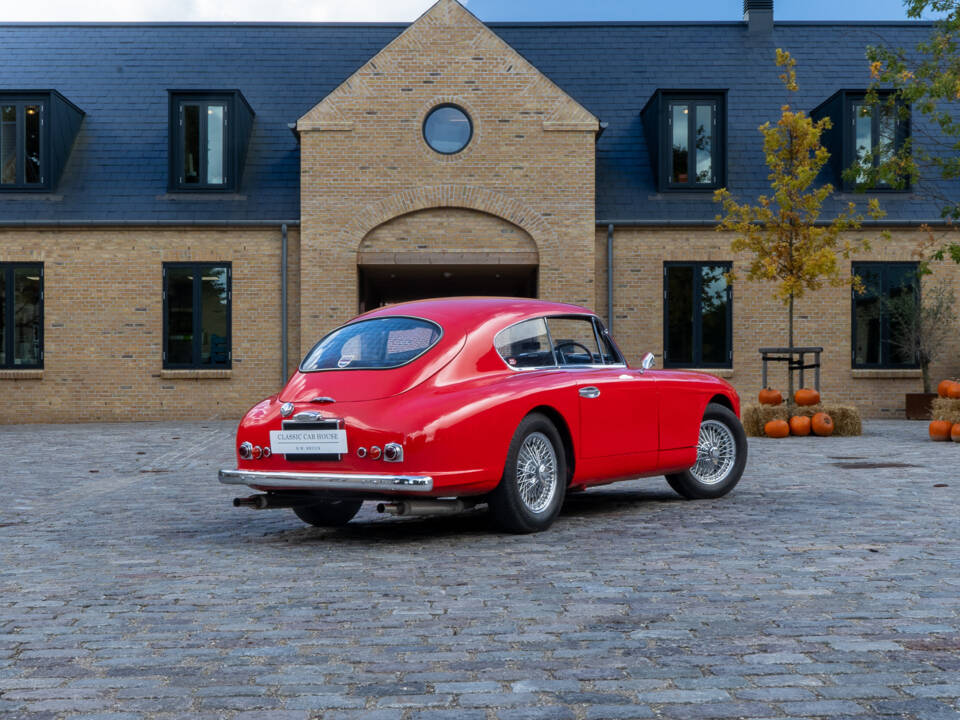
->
[383,443,403,462]
[239,442,253,459]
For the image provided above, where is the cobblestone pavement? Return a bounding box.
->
[0,419,958,720]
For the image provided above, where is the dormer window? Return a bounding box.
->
[641,90,727,192]
[0,91,83,192]
[812,90,910,191]
[169,91,254,192]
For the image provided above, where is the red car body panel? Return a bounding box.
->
[231,297,740,497]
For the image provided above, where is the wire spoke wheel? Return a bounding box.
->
[690,419,737,486]
[515,431,558,514]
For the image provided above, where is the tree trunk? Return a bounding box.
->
[921,360,931,394]
[787,292,795,407]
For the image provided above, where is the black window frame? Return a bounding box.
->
[0,262,44,370]
[843,92,910,192]
[641,89,728,192]
[422,103,473,156]
[662,261,733,369]
[851,261,920,369]
[0,95,48,192]
[162,262,232,370]
[168,92,241,192]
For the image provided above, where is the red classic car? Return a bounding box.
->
[220,297,747,533]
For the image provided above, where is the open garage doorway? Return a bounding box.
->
[358,264,537,311]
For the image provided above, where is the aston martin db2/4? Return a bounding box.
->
[220,297,747,533]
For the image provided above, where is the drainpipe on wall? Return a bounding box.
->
[281,223,288,389]
[606,223,614,333]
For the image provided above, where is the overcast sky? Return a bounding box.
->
[0,0,939,22]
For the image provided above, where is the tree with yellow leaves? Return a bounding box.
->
[715,50,886,401]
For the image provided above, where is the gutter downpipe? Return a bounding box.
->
[607,223,614,333]
[281,223,288,388]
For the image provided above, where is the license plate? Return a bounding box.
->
[270,429,348,455]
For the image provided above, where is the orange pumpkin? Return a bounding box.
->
[938,379,956,398]
[949,382,960,400]
[811,412,834,437]
[930,420,952,441]
[952,424,960,443]
[764,419,790,438]
[758,388,783,406]
[794,388,821,406]
[789,415,812,436]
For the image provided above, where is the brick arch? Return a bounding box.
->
[341,185,554,256]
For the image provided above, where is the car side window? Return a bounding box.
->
[494,318,555,369]
[593,319,624,365]
[547,317,601,366]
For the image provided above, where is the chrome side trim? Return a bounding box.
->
[218,468,433,492]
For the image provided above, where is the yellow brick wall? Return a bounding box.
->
[0,226,301,423]
[297,0,597,348]
[595,226,960,417]
[360,207,537,260]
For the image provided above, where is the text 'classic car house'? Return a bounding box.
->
[1,0,958,423]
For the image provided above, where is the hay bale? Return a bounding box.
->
[932,397,960,425]
[742,402,862,437]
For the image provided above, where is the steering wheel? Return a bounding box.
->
[555,340,593,365]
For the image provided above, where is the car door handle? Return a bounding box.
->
[579,386,601,399]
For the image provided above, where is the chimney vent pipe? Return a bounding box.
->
[744,0,773,33]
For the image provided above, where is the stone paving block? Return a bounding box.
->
[584,705,656,719]
[496,708,576,720]
[777,700,868,715]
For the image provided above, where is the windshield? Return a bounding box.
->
[300,316,442,372]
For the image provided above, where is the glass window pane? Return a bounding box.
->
[1,105,16,185]
[166,267,194,364]
[878,103,897,167]
[302,317,441,371]
[694,104,713,184]
[886,266,917,366]
[423,105,472,154]
[206,105,225,185]
[0,270,5,365]
[853,103,872,182]
[671,104,689,184]
[495,318,553,368]
[700,264,728,364]
[667,266,694,364]
[13,268,41,366]
[182,104,200,184]
[853,265,881,365]
[547,317,601,365]
[24,105,40,184]
[199,266,228,365]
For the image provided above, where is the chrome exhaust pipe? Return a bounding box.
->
[233,495,268,509]
[233,494,311,510]
[376,500,465,517]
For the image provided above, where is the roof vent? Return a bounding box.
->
[744,0,773,33]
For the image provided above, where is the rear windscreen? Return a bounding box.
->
[300,317,442,371]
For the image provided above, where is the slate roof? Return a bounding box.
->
[0,20,950,225]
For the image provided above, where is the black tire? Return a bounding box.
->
[666,403,747,500]
[489,413,567,533]
[292,499,363,527]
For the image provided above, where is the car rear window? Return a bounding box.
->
[300,317,442,371]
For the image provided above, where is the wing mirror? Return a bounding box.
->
[639,352,656,374]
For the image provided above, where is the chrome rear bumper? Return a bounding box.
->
[218,468,434,492]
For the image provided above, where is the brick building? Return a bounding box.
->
[1,0,958,423]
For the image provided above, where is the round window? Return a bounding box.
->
[423,104,473,155]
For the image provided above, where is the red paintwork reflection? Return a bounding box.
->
[233,297,740,497]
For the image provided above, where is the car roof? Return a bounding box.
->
[358,297,596,335]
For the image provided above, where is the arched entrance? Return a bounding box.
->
[357,207,539,311]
